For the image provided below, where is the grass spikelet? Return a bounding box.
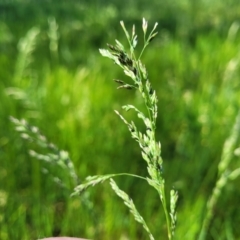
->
[110,179,155,240]
[198,110,240,240]
[14,27,40,83]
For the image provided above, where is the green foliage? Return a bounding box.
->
[1,1,240,240]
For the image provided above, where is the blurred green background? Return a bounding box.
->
[1,0,240,239]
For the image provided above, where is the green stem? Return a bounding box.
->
[112,172,148,181]
[138,43,149,60]
[198,173,228,240]
[139,26,157,60]
[160,185,172,240]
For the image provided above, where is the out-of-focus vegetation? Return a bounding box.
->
[1,0,240,239]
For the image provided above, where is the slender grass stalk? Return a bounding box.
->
[73,18,178,240]
[198,110,240,240]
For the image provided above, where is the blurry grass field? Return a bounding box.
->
[1,0,240,239]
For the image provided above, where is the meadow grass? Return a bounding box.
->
[1,2,240,239]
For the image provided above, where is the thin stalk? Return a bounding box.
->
[116,173,148,181]
[139,23,158,60]
[198,175,227,240]
[138,44,148,60]
[159,185,172,240]
[198,110,240,240]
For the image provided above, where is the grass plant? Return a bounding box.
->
[8,17,240,240]
[198,110,240,240]
[10,116,79,189]
[3,3,240,238]
[72,18,177,240]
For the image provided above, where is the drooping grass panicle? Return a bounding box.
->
[218,111,240,175]
[11,115,97,224]
[198,110,240,240]
[10,116,78,186]
[110,178,155,240]
[71,174,117,197]
[72,172,148,197]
